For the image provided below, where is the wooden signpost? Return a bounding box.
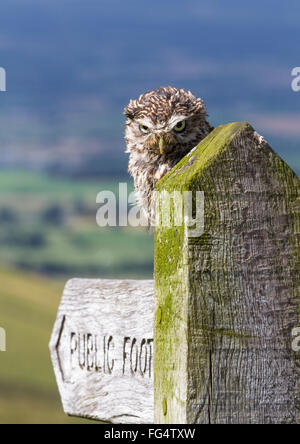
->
[155,122,300,424]
[50,122,300,424]
[49,279,154,424]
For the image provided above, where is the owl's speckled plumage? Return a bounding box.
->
[125,86,213,224]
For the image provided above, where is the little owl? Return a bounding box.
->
[125,86,213,225]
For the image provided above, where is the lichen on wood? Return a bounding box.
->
[154,122,300,424]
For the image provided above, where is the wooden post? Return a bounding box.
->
[154,122,300,424]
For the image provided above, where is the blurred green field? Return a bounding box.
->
[0,170,154,279]
[0,170,153,423]
[0,267,97,424]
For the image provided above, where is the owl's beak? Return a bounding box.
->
[159,137,165,155]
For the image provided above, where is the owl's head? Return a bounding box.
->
[124,86,210,158]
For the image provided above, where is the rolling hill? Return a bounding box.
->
[0,267,94,424]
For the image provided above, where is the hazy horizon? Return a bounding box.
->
[0,0,299,177]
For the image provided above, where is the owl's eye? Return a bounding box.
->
[173,120,186,132]
[139,124,150,134]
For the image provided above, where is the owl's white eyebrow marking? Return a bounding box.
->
[135,117,154,128]
[168,114,187,128]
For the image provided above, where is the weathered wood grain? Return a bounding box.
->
[154,122,300,424]
[49,279,154,424]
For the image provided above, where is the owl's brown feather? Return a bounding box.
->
[125,86,213,225]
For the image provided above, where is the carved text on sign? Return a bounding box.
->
[70,332,154,378]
